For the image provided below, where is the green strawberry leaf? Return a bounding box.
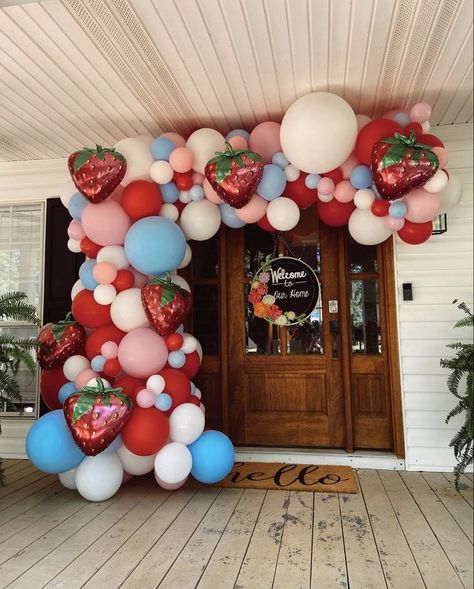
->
[71,392,97,423]
[51,323,67,343]
[380,137,400,145]
[100,392,111,407]
[160,284,176,307]
[380,144,407,169]
[235,155,244,168]
[245,151,263,163]
[425,150,439,171]
[108,150,126,165]
[412,148,420,165]
[216,157,232,183]
[72,149,93,173]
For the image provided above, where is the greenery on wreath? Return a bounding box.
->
[441,300,473,490]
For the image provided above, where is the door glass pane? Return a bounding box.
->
[283,206,321,274]
[189,233,219,279]
[192,285,219,355]
[287,308,323,354]
[347,234,378,273]
[244,224,275,278]
[350,280,382,354]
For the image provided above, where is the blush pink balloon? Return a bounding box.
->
[340,153,360,179]
[249,121,282,164]
[75,368,99,389]
[67,220,85,241]
[169,147,194,173]
[191,172,205,185]
[131,268,149,288]
[334,180,357,203]
[118,327,168,378]
[203,178,224,204]
[228,135,248,150]
[136,388,155,408]
[81,200,131,246]
[160,132,186,148]
[109,185,124,202]
[93,262,117,285]
[432,147,448,169]
[384,216,405,231]
[101,341,119,359]
[235,194,268,223]
[404,188,441,223]
[410,102,432,124]
[317,177,335,196]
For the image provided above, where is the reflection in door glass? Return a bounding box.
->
[350,280,381,354]
[347,234,378,273]
[287,307,323,355]
[193,285,219,355]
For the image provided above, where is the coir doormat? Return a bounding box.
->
[213,462,357,494]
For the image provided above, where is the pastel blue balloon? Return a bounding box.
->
[389,201,407,218]
[68,192,88,220]
[124,216,186,275]
[350,165,373,189]
[151,137,175,161]
[154,393,172,412]
[58,382,76,404]
[79,259,98,290]
[226,129,250,141]
[168,350,186,369]
[190,381,196,394]
[219,204,246,229]
[393,112,411,127]
[272,151,289,169]
[26,410,85,474]
[188,430,235,484]
[160,182,180,204]
[102,434,122,454]
[257,164,286,201]
[91,354,106,372]
[305,174,321,189]
[189,185,204,201]
[176,324,184,334]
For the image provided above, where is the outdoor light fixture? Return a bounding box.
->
[432,214,447,235]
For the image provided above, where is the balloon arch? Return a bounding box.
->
[27,92,462,501]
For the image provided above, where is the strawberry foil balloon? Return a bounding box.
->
[205,141,264,208]
[37,314,86,370]
[64,379,132,456]
[68,145,126,203]
[372,131,439,201]
[141,275,192,336]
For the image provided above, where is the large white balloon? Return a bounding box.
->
[348,209,394,245]
[438,173,463,214]
[178,244,192,269]
[280,92,358,173]
[180,200,221,241]
[96,245,129,269]
[115,138,153,186]
[154,442,193,485]
[59,468,77,490]
[75,453,123,501]
[186,128,226,174]
[111,288,150,332]
[116,444,156,475]
[63,355,90,381]
[169,403,205,445]
[155,473,188,490]
[59,179,76,208]
[171,274,191,293]
[266,197,300,231]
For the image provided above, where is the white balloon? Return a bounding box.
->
[146,374,165,394]
[63,355,90,381]
[195,339,203,362]
[354,188,376,210]
[76,453,123,502]
[348,209,393,245]
[438,173,463,214]
[280,92,358,173]
[136,134,154,147]
[115,138,153,186]
[67,239,81,253]
[59,468,77,489]
[97,245,129,269]
[155,473,188,490]
[181,334,197,353]
[111,288,150,332]
[180,200,221,241]
[71,279,85,300]
[317,193,334,203]
[154,442,193,485]
[94,284,117,305]
[160,203,179,222]
[186,128,226,174]
[356,114,372,130]
[59,179,76,208]
[178,244,192,269]
[116,444,156,475]
[179,190,191,204]
[199,402,206,415]
[150,160,174,184]
[171,274,191,293]
[423,170,448,193]
[193,388,202,400]
[421,120,431,133]
[267,197,300,231]
[284,165,300,182]
[169,403,205,445]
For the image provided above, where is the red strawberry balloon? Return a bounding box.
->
[64,378,132,456]
[372,131,439,201]
[205,141,264,208]
[68,145,126,203]
[37,314,86,370]
[141,275,192,336]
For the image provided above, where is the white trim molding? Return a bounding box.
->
[0,158,68,202]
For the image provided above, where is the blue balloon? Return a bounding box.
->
[154,392,172,411]
[124,216,186,275]
[168,350,186,369]
[350,165,373,189]
[26,410,85,474]
[389,201,407,218]
[226,129,250,141]
[257,164,286,201]
[272,151,289,169]
[68,192,88,220]
[176,324,184,334]
[393,112,411,127]
[189,185,204,202]
[160,182,180,204]
[79,259,98,290]
[91,354,106,372]
[219,204,246,229]
[188,430,235,484]
[305,174,321,189]
[58,382,76,404]
[151,137,175,161]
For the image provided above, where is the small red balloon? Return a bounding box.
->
[40,367,68,410]
[72,289,111,329]
[179,350,202,379]
[257,214,275,232]
[397,219,433,245]
[112,269,134,292]
[419,134,445,149]
[322,168,343,184]
[122,407,169,456]
[284,173,318,209]
[85,324,126,360]
[355,119,403,165]
[371,199,391,217]
[165,333,184,351]
[317,199,355,227]
[158,368,192,413]
[121,180,163,220]
[113,375,145,403]
[176,173,193,191]
[103,358,121,378]
[80,237,102,258]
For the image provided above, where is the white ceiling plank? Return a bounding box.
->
[285,0,312,101]
[328,0,351,97]
[308,0,329,91]
[438,60,473,125]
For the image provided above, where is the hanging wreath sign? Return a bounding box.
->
[249,256,320,326]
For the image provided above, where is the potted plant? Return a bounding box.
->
[441,300,473,490]
[0,291,39,486]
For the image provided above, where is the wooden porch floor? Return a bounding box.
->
[0,460,472,589]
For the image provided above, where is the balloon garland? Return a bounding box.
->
[27,92,462,502]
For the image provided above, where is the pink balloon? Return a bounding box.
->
[433,147,448,169]
[191,172,205,185]
[169,147,194,173]
[384,216,405,231]
[131,268,149,288]
[228,135,248,150]
[317,177,335,196]
[101,340,119,359]
[93,262,117,285]
[118,327,168,378]
[160,132,186,148]
[404,188,440,223]
[249,121,282,164]
[203,178,224,204]
[68,220,85,241]
[136,388,155,408]
[109,185,124,202]
[75,368,99,389]
[334,180,357,203]
[235,194,268,223]
[410,102,432,124]
[340,153,360,179]
[81,200,131,246]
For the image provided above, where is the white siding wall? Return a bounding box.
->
[394,123,473,471]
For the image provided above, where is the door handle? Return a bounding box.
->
[330,320,339,358]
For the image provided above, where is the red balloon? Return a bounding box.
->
[165,333,184,351]
[174,201,186,215]
[113,375,145,402]
[179,350,202,379]
[121,407,169,455]
[257,214,275,232]
[176,173,193,191]
[80,237,102,258]
[371,199,390,217]
[322,168,343,184]
[403,123,423,139]
[103,358,121,378]
[112,269,134,292]
[419,134,445,148]
[397,219,433,245]
[284,173,318,209]
[85,324,126,359]
[317,199,355,227]
[355,119,403,165]
[158,368,192,412]
[121,180,163,220]
[189,396,201,406]
[71,289,111,329]
[40,367,68,410]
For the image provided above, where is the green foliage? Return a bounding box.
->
[441,300,473,490]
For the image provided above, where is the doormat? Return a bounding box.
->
[213,462,357,494]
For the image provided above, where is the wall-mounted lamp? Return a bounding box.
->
[432,214,447,235]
